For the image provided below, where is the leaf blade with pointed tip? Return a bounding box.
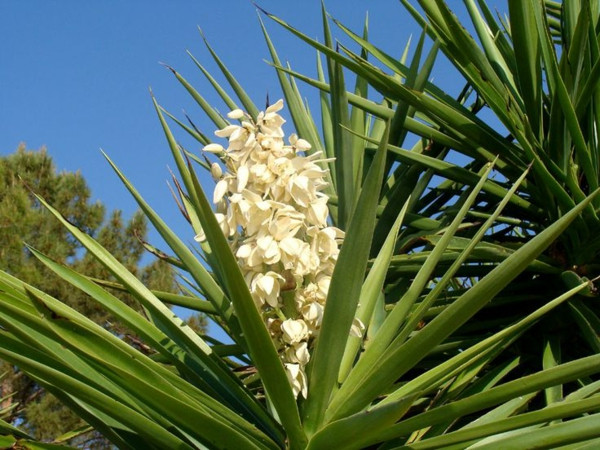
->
[303,123,389,433]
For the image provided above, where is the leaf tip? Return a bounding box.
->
[159,61,176,74]
[253,2,271,16]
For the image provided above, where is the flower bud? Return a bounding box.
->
[227,108,245,119]
[210,162,222,180]
[295,138,311,151]
[203,143,225,153]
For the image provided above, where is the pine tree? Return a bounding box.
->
[0,145,200,444]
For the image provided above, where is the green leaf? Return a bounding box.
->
[160,106,211,147]
[306,393,417,450]
[337,199,409,383]
[187,50,238,112]
[333,162,498,412]
[348,12,369,188]
[329,188,600,421]
[401,395,600,449]
[182,154,306,448]
[382,354,600,444]
[350,129,539,215]
[28,247,281,441]
[303,123,389,433]
[25,196,272,426]
[0,334,193,449]
[89,277,217,314]
[543,333,563,407]
[508,0,542,138]
[381,278,594,414]
[103,153,232,322]
[165,66,228,130]
[568,299,600,353]
[470,412,600,450]
[259,16,324,154]
[21,288,275,450]
[199,30,259,119]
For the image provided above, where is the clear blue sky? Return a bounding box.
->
[0,1,421,222]
[0,1,503,332]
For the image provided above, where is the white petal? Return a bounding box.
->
[307,201,328,226]
[255,200,272,211]
[263,241,280,263]
[266,99,284,113]
[229,192,243,203]
[256,234,274,250]
[294,342,310,366]
[244,132,256,148]
[214,125,238,137]
[230,127,244,142]
[236,244,252,259]
[284,364,308,399]
[257,275,275,296]
[237,165,249,192]
[247,247,264,267]
[203,143,225,153]
[295,138,311,151]
[213,179,228,204]
[279,237,301,255]
[350,318,366,337]
[317,276,331,296]
[261,137,273,149]
[227,108,244,119]
[281,319,308,344]
[299,369,308,398]
[285,362,300,378]
[214,213,230,237]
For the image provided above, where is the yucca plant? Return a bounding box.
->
[1,0,600,448]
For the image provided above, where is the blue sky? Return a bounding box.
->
[0,1,503,332]
[1,1,420,226]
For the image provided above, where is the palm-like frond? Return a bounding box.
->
[0,1,599,448]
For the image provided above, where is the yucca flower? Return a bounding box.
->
[197,99,351,398]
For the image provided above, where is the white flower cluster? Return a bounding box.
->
[196,100,350,399]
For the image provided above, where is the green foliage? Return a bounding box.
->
[1,1,600,449]
[0,146,103,284]
[25,395,83,442]
[0,146,183,445]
